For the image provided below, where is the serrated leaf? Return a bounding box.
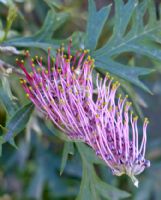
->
[0,143,2,156]
[4,102,34,143]
[95,58,154,93]
[119,79,144,119]
[3,10,69,51]
[76,143,130,200]
[95,178,131,200]
[76,161,92,200]
[1,76,16,102]
[47,121,71,141]
[113,0,137,39]
[85,0,111,50]
[43,0,63,9]
[60,142,74,175]
[76,158,100,200]
[76,143,105,165]
[0,88,17,116]
[0,136,5,156]
[135,179,152,200]
[27,165,45,200]
[76,143,101,200]
[35,10,68,40]
[1,4,17,41]
[71,31,86,50]
[90,0,159,92]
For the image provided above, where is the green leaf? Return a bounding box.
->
[76,143,130,200]
[0,138,4,156]
[35,10,68,40]
[95,178,131,200]
[0,76,16,104]
[27,165,45,199]
[2,4,17,41]
[76,143,105,165]
[4,102,34,143]
[60,142,75,175]
[85,0,111,50]
[47,121,71,141]
[43,0,63,9]
[113,0,137,39]
[135,179,152,200]
[119,79,144,119]
[95,58,154,93]
[90,0,158,92]
[76,161,100,200]
[3,10,69,51]
[76,143,100,200]
[0,143,2,156]
[0,88,17,116]
[0,126,7,156]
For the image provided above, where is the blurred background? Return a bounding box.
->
[0,0,161,199]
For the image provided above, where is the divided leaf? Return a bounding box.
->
[60,141,75,175]
[0,88,17,116]
[85,0,111,50]
[76,143,131,200]
[95,58,154,93]
[3,10,69,52]
[4,102,34,143]
[85,0,158,92]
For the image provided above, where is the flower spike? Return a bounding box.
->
[18,42,150,187]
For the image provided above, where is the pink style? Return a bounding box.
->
[17,41,150,187]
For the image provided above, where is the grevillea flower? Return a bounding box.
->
[17,41,150,187]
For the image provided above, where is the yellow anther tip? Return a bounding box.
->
[144,117,149,123]
[66,59,70,63]
[83,50,86,53]
[133,116,138,121]
[25,50,29,54]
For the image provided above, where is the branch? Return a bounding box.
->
[0,59,25,77]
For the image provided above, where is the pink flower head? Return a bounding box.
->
[17,41,150,187]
